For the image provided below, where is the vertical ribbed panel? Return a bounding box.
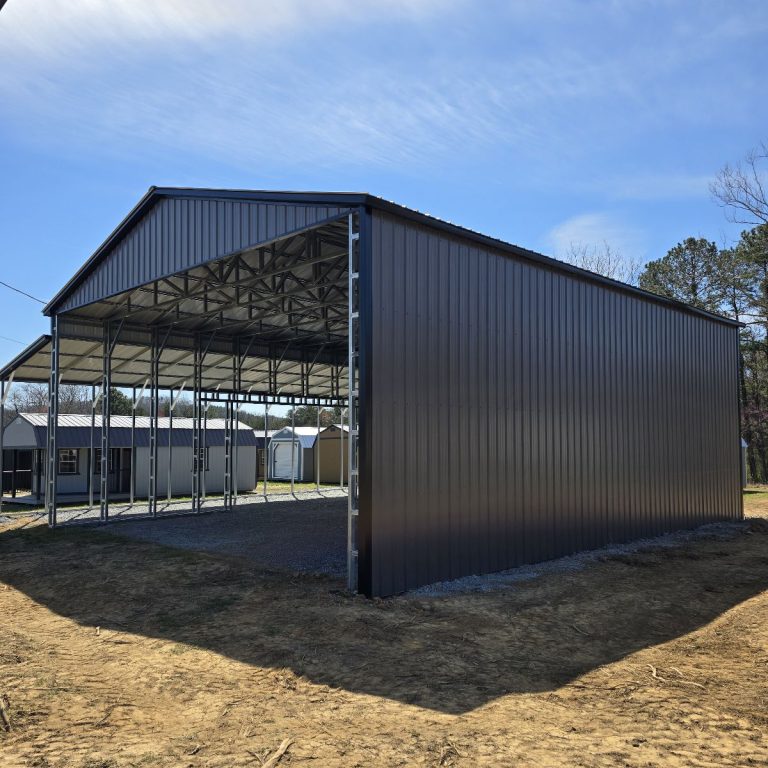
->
[368,211,741,597]
[59,198,346,312]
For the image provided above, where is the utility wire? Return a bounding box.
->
[0,279,47,304]
[0,334,24,345]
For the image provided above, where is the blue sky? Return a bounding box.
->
[0,0,766,368]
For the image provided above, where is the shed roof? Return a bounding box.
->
[270,426,319,448]
[3,413,258,449]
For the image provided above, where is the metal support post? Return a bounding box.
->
[233,403,239,506]
[88,384,96,510]
[224,399,233,509]
[165,389,175,504]
[130,387,136,506]
[99,324,113,522]
[315,406,321,492]
[148,329,159,517]
[202,401,208,502]
[191,339,202,513]
[340,408,344,490]
[263,403,269,499]
[347,212,361,591]
[232,342,241,507]
[46,316,60,528]
[290,402,296,496]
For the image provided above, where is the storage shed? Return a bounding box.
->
[2,413,257,501]
[0,188,742,596]
[268,426,318,481]
[317,424,349,484]
[253,429,278,480]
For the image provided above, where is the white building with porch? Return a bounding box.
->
[2,413,258,503]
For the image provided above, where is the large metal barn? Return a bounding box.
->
[0,188,742,596]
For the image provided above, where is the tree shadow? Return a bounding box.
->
[0,509,766,715]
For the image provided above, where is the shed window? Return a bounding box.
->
[57,449,79,475]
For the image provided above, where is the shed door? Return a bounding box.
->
[272,442,299,480]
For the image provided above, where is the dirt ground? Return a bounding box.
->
[0,494,767,767]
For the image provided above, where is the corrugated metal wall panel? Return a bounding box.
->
[366,211,741,596]
[58,198,346,312]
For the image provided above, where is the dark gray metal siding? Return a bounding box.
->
[366,210,742,596]
[58,198,347,312]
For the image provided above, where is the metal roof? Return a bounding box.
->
[19,413,253,430]
[4,413,258,449]
[0,326,344,395]
[43,187,739,328]
[270,426,319,448]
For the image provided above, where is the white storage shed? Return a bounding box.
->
[268,426,319,481]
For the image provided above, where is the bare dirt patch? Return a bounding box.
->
[0,497,766,767]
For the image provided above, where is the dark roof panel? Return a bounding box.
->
[42,187,739,328]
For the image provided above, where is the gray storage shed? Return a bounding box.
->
[2,413,258,501]
[0,188,742,597]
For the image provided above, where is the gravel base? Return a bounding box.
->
[17,488,347,525]
[102,494,348,577]
[409,520,751,597]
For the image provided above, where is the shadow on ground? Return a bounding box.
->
[0,501,766,715]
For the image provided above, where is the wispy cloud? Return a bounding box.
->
[0,0,454,59]
[546,212,646,261]
[0,0,765,177]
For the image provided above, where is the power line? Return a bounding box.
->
[0,280,46,304]
[0,335,24,345]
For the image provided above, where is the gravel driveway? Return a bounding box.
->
[103,494,347,577]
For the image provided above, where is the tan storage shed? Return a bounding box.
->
[318,424,349,484]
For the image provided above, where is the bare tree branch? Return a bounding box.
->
[561,241,640,285]
[710,142,768,225]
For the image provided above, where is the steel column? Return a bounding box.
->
[339,408,344,489]
[167,387,174,503]
[88,384,96,510]
[316,406,321,492]
[347,212,361,591]
[130,387,136,506]
[99,324,112,522]
[46,316,60,527]
[233,402,239,506]
[191,338,202,513]
[148,328,159,516]
[224,399,233,509]
[202,401,208,502]
[263,403,269,499]
[290,403,296,496]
